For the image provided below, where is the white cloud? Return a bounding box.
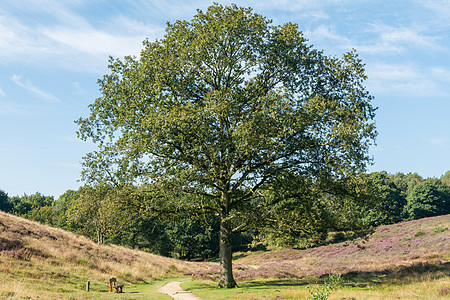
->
[0,88,5,97]
[305,25,349,42]
[0,2,162,72]
[0,10,55,59]
[11,74,60,103]
[358,23,441,55]
[417,0,450,20]
[42,27,145,58]
[365,63,448,97]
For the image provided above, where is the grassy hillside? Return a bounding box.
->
[193,214,450,281]
[1,210,449,299]
[186,215,450,299]
[0,211,211,299]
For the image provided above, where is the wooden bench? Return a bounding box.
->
[109,278,124,293]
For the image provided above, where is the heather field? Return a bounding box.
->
[0,210,449,299]
[194,214,450,281]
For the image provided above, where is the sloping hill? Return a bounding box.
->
[0,211,211,299]
[194,215,450,281]
[1,210,449,299]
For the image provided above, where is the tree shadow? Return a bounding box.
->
[234,261,450,290]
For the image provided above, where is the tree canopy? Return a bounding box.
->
[76,4,376,287]
[405,179,450,220]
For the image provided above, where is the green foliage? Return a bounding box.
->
[23,206,55,224]
[76,259,90,266]
[4,192,55,224]
[53,190,80,228]
[405,179,450,220]
[0,190,11,212]
[361,172,407,227]
[165,218,219,260]
[433,227,448,233]
[441,171,450,187]
[66,183,119,244]
[257,194,330,249]
[309,273,343,300]
[414,230,426,237]
[391,172,423,198]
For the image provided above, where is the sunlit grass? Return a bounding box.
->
[1,210,449,299]
[0,211,210,299]
[183,270,450,300]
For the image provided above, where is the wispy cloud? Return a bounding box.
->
[0,88,5,97]
[0,2,162,72]
[11,74,60,103]
[71,82,90,97]
[305,24,350,43]
[42,27,145,58]
[357,23,441,55]
[431,67,450,83]
[366,63,448,97]
[417,0,450,21]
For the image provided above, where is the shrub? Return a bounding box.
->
[433,227,448,233]
[309,273,343,300]
[414,231,426,237]
[76,259,90,266]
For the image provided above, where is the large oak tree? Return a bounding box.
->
[77,4,376,287]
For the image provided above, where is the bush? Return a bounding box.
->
[414,231,426,237]
[433,227,448,233]
[309,273,343,300]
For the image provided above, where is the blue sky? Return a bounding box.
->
[1,0,449,198]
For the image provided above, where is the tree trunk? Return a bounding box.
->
[97,228,104,245]
[218,191,237,288]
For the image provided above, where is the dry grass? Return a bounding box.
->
[1,211,449,299]
[0,211,212,299]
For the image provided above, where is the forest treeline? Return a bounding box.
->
[1,170,449,261]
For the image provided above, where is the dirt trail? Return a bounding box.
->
[157,281,201,300]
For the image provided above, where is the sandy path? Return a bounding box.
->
[157,281,201,300]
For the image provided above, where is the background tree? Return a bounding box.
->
[0,190,11,212]
[53,190,81,229]
[67,184,118,244]
[6,192,54,223]
[164,218,220,260]
[362,172,406,226]
[76,4,376,287]
[441,171,450,187]
[405,179,450,220]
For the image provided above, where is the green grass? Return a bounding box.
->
[182,265,450,300]
[0,275,175,300]
[182,278,310,299]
